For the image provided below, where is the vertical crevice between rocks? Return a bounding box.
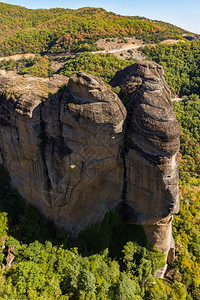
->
[118,93,139,223]
[39,101,52,206]
[0,146,6,166]
[121,117,129,203]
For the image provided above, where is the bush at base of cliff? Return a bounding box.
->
[0,165,168,299]
[146,279,187,300]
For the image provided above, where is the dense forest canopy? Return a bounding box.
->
[141,40,200,96]
[59,52,134,82]
[0,166,194,299]
[0,2,190,56]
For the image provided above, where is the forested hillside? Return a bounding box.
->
[141,40,200,96]
[59,52,134,82]
[0,2,190,56]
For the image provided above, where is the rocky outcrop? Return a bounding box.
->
[110,61,180,261]
[0,71,126,233]
[0,62,180,263]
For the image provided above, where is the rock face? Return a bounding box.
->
[110,61,180,261]
[0,71,126,233]
[0,62,180,263]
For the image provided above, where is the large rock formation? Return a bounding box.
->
[110,62,180,262]
[0,62,180,264]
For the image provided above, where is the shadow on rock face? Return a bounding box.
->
[0,63,180,259]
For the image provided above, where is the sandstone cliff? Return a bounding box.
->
[0,62,180,266]
[110,62,180,263]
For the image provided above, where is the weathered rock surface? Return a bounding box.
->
[0,62,180,264]
[110,61,180,261]
[0,71,126,233]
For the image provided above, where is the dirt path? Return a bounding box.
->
[0,38,180,62]
[108,44,141,53]
[0,53,35,62]
[92,44,141,54]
